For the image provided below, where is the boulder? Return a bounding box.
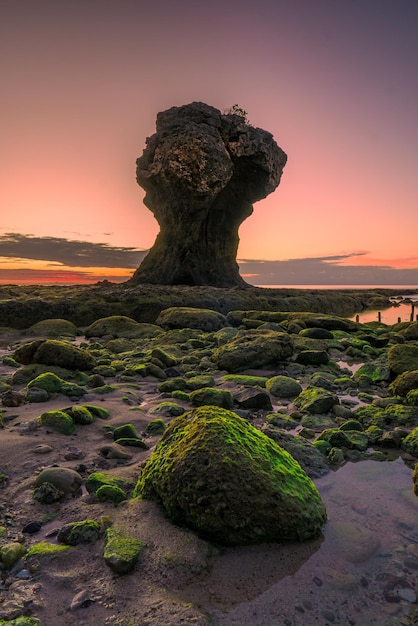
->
[294,386,339,414]
[388,344,418,375]
[156,307,228,332]
[129,102,287,287]
[213,329,293,373]
[135,406,327,545]
[14,339,96,370]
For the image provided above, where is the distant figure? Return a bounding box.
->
[129,102,287,287]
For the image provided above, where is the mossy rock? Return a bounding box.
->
[312,439,332,456]
[186,374,215,390]
[158,377,188,393]
[316,428,368,451]
[104,527,145,575]
[151,347,177,367]
[65,405,95,425]
[135,406,327,545]
[407,389,418,406]
[190,387,234,409]
[388,344,418,375]
[85,471,133,496]
[27,318,78,337]
[96,484,128,504]
[83,404,110,419]
[354,360,391,383]
[296,350,329,366]
[384,404,418,426]
[309,372,337,391]
[85,315,162,339]
[301,327,335,339]
[150,401,186,417]
[58,520,101,545]
[365,425,384,443]
[294,386,339,414]
[27,372,64,394]
[266,375,302,398]
[400,321,418,340]
[222,374,268,388]
[401,427,418,457]
[0,542,27,568]
[145,418,167,435]
[339,419,364,432]
[353,405,386,429]
[14,339,96,370]
[13,364,70,386]
[171,390,190,402]
[113,423,141,440]
[39,409,75,435]
[213,329,294,373]
[389,370,418,397]
[261,426,330,478]
[156,307,228,332]
[266,411,296,428]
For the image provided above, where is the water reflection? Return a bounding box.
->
[351,294,418,325]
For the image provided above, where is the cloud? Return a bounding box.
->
[239,254,418,286]
[0,233,148,268]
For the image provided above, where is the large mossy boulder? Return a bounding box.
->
[213,329,294,373]
[14,339,96,371]
[266,375,302,398]
[135,406,327,545]
[156,307,228,332]
[388,344,418,375]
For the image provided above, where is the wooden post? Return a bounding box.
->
[398,317,401,323]
[411,304,415,322]
[355,314,359,323]
[378,312,381,322]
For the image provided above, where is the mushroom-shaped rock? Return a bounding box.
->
[130,102,287,287]
[134,406,326,545]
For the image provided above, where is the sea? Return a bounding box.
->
[253,285,418,325]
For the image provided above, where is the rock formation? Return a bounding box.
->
[130,102,287,287]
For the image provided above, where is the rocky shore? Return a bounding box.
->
[0,286,418,625]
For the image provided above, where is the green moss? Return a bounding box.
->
[156,307,228,332]
[401,427,418,457]
[190,387,234,409]
[150,401,185,416]
[214,329,294,373]
[222,374,268,387]
[104,527,145,574]
[27,371,64,393]
[83,404,110,419]
[27,318,77,337]
[86,471,133,495]
[171,390,190,401]
[389,370,418,397]
[145,418,167,435]
[135,406,327,545]
[312,439,332,456]
[266,375,302,398]
[40,410,75,435]
[2,355,20,368]
[0,617,42,625]
[186,374,215,390]
[354,360,391,383]
[85,315,161,339]
[294,386,338,414]
[384,404,418,426]
[266,412,298,430]
[0,542,27,568]
[26,542,70,557]
[388,344,418,375]
[407,389,418,406]
[352,405,386,429]
[66,405,94,425]
[58,520,101,545]
[158,377,188,392]
[113,423,140,440]
[91,384,118,394]
[96,484,127,504]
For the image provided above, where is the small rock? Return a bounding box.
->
[32,444,53,455]
[70,589,91,611]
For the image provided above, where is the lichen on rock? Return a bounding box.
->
[134,406,326,545]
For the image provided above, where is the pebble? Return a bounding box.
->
[70,589,91,611]
[32,444,53,454]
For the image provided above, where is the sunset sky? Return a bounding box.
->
[1,0,417,286]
